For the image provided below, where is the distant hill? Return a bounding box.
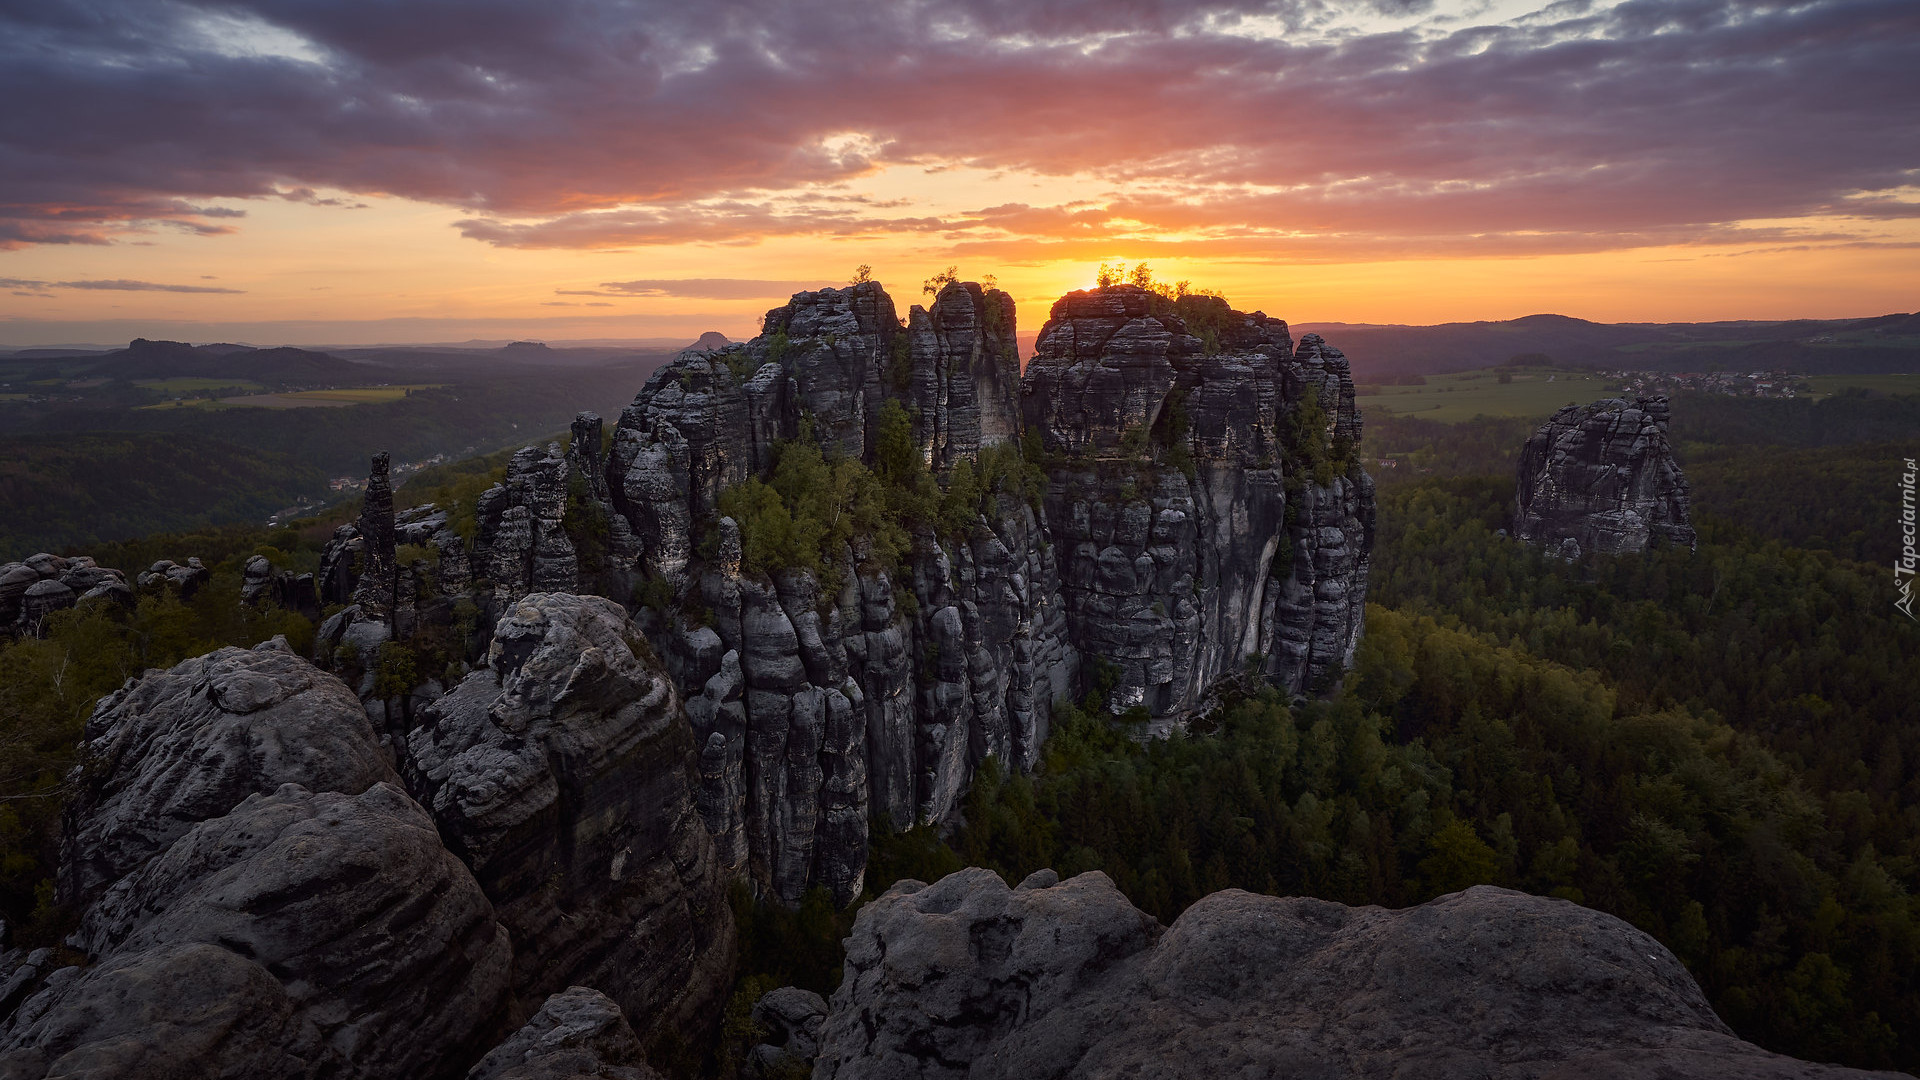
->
[688,331,732,351]
[77,339,373,388]
[1296,313,1920,378]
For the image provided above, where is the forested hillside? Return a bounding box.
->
[0,433,325,555]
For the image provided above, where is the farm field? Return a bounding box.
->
[134,377,265,392]
[1356,369,1612,423]
[220,384,444,408]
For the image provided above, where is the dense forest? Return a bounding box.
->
[0,433,326,556]
[1,386,1915,1072]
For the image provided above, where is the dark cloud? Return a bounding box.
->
[0,0,1914,257]
[0,277,244,294]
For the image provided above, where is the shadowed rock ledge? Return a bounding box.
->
[812,868,1903,1080]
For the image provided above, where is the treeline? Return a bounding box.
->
[0,433,327,557]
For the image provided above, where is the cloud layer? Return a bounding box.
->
[3,0,1915,259]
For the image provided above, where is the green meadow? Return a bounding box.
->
[1356,369,1613,424]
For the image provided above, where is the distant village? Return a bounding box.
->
[326,452,453,493]
[1602,369,1807,399]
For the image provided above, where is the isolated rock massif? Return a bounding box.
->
[1023,288,1373,709]
[810,868,1902,1080]
[0,595,730,1077]
[591,281,1371,904]
[1514,395,1696,558]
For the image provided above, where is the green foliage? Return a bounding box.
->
[371,640,419,701]
[561,471,611,582]
[766,330,791,368]
[850,264,872,285]
[886,332,913,393]
[1286,383,1339,487]
[717,422,911,582]
[1684,442,1908,563]
[923,266,960,296]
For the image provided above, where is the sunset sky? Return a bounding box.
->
[2,0,1915,347]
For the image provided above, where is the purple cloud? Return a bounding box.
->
[0,0,1912,258]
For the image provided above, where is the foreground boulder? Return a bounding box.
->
[1513,395,1696,558]
[1,640,514,1080]
[814,868,1899,1079]
[467,986,658,1080]
[402,592,734,1049]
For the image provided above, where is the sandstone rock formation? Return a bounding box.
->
[1023,289,1373,706]
[400,592,733,1048]
[0,554,129,635]
[136,556,209,595]
[3,611,732,1077]
[813,868,1902,1080]
[467,986,659,1080]
[312,281,1370,907]
[745,986,829,1078]
[242,553,321,618]
[1514,395,1696,558]
[1,639,515,1080]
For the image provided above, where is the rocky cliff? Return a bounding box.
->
[809,867,1902,1080]
[1514,395,1696,558]
[401,592,733,1044]
[1022,287,1373,707]
[0,602,730,1076]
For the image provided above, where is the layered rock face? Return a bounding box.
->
[1,640,515,1080]
[0,554,129,635]
[467,986,660,1080]
[2,607,734,1076]
[602,283,1078,905]
[332,281,1369,907]
[813,868,1901,1080]
[401,592,733,1047]
[1023,287,1374,708]
[1514,395,1696,558]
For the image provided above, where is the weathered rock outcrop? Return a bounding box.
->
[1514,395,1696,558]
[745,986,829,1078]
[4,616,731,1077]
[135,556,209,596]
[1023,288,1373,708]
[242,553,321,618]
[467,986,659,1080]
[2,640,515,1080]
[813,868,1901,1080]
[905,281,1023,469]
[340,281,1369,907]
[0,554,129,635]
[606,283,1079,904]
[400,592,733,1048]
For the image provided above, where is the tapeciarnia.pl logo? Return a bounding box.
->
[1899,457,1918,620]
